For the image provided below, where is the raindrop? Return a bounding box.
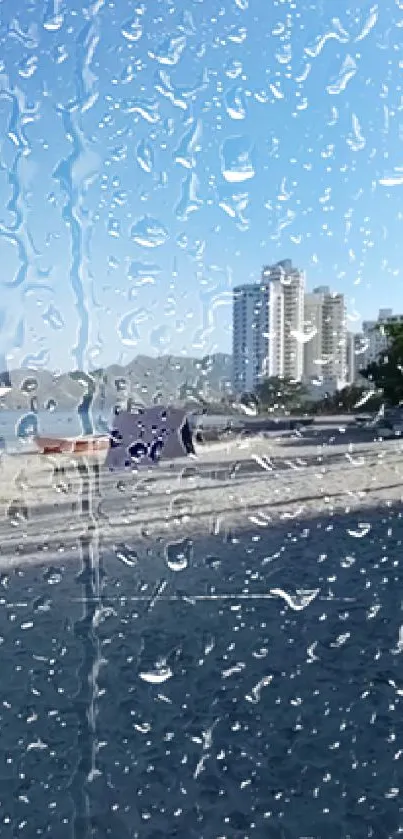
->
[347,115,365,152]
[33,596,52,613]
[218,190,249,230]
[379,170,403,188]
[347,523,371,538]
[228,26,247,44]
[149,35,187,66]
[150,326,171,351]
[175,173,202,220]
[44,13,64,31]
[125,97,160,124]
[225,86,247,120]
[305,19,349,58]
[327,55,357,95]
[174,120,202,169]
[128,442,148,466]
[121,16,142,41]
[355,6,378,42]
[225,59,243,79]
[16,413,38,439]
[270,587,320,611]
[392,626,403,655]
[246,674,273,704]
[131,217,169,248]
[113,543,139,567]
[165,538,193,571]
[136,139,154,173]
[290,326,318,344]
[43,567,63,585]
[139,666,173,684]
[21,377,38,394]
[118,311,140,346]
[21,350,49,369]
[7,500,28,527]
[178,10,195,33]
[204,555,222,570]
[43,304,64,330]
[221,136,255,183]
[128,260,160,286]
[19,56,38,78]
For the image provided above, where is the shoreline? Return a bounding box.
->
[0,421,402,569]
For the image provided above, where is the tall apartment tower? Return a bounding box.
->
[232,282,270,394]
[346,331,356,385]
[262,260,305,381]
[362,309,403,367]
[232,260,305,394]
[303,286,347,386]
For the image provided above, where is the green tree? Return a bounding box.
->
[255,377,307,414]
[360,322,403,405]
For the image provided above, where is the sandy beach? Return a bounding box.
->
[0,418,402,567]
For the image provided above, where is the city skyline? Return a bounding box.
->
[232,259,349,395]
[232,259,402,396]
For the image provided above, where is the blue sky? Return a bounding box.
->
[0,0,401,372]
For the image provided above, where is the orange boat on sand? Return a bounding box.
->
[35,435,109,455]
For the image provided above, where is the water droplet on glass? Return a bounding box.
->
[121,16,142,41]
[327,55,357,95]
[43,13,64,31]
[174,120,202,169]
[149,35,187,66]
[305,19,349,58]
[19,55,38,78]
[175,173,203,221]
[347,523,371,538]
[131,216,169,248]
[43,304,64,330]
[125,97,160,124]
[21,350,49,370]
[33,596,52,613]
[270,587,320,611]
[136,139,154,173]
[225,86,247,120]
[379,170,403,188]
[355,6,378,42]
[43,567,63,585]
[113,543,138,567]
[139,666,173,684]
[7,501,28,527]
[221,136,255,183]
[16,413,38,439]
[117,311,141,347]
[205,555,222,570]
[165,538,193,572]
[21,377,38,394]
[128,260,160,286]
[150,325,172,352]
[45,398,57,412]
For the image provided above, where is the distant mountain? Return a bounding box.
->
[0,354,233,412]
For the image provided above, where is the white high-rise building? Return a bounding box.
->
[362,309,403,367]
[303,290,326,380]
[232,282,270,394]
[303,286,347,389]
[262,260,305,381]
[232,260,305,394]
[346,332,356,384]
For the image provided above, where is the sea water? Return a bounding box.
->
[0,409,110,452]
